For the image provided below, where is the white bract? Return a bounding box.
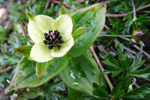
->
[27,13,74,62]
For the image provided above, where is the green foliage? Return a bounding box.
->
[103,44,146,79]
[93,83,110,99]
[60,53,100,95]
[36,60,53,79]
[72,27,88,40]
[42,81,67,100]
[101,44,150,98]
[1,0,150,99]
[130,54,145,72]
[17,88,42,100]
[14,45,33,57]
[123,84,150,99]
[7,55,69,91]
[69,3,106,57]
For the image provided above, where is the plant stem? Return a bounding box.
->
[104,24,110,30]
[131,0,136,19]
[106,4,150,17]
[1,66,12,73]
[133,45,150,58]
[123,45,136,55]
[20,20,25,37]
[46,0,72,9]
[4,19,12,29]
[76,0,84,3]
[52,0,72,8]
[99,34,132,37]
[90,46,113,91]
[120,37,150,58]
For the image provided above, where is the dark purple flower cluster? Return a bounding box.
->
[43,30,64,49]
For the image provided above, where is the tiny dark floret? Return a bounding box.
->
[55,39,59,43]
[57,45,61,49]
[60,40,64,43]
[49,30,52,34]
[45,36,50,40]
[47,41,52,45]
[52,43,57,47]
[48,45,53,49]
[54,30,60,36]
[43,40,48,45]
[43,30,64,50]
[44,33,48,37]
[58,36,62,40]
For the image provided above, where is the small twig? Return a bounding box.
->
[131,0,136,19]
[45,0,51,9]
[133,45,150,58]
[45,0,72,9]
[90,46,113,91]
[104,24,110,30]
[134,83,140,88]
[140,45,143,54]
[1,66,12,73]
[123,45,136,55]
[120,37,130,41]
[51,0,72,8]
[20,20,25,37]
[97,45,109,56]
[4,19,12,29]
[76,0,84,3]
[99,34,132,37]
[120,37,150,58]
[106,4,150,17]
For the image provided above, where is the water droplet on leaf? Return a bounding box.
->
[69,71,76,79]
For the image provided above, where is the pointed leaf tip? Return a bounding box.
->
[28,56,34,61]
[27,12,35,20]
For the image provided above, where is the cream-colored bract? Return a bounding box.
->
[27,13,74,62]
[51,37,74,57]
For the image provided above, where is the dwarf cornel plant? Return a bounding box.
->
[5,2,106,99]
[1,0,150,100]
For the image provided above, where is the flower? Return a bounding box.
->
[27,13,74,62]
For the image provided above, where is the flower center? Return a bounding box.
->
[43,30,64,49]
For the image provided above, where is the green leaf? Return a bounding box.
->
[68,87,97,100]
[59,5,69,16]
[138,40,145,47]
[72,27,88,40]
[107,19,124,35]
[102,54,120,68]
[93,83,110,99]
[68,88,87,100]
[68,88,81,100]
[118,76,133,91]
[69,3,106,57]
[123,13,133,26]
[60,53,100,95]
[102,54,121,78]
[118,44,129,67]
[111,71,121,78]
[14,45,33,57]
[136,13,149,22]
[36,60,53,79]
[131,68,150,79]
[125,57,131,73]
[18,88,42,100]
[130,54,145,72]
[7,55,69,92]
[41,81,67,100]
[123,84,150,99]
[111,86,124,98]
